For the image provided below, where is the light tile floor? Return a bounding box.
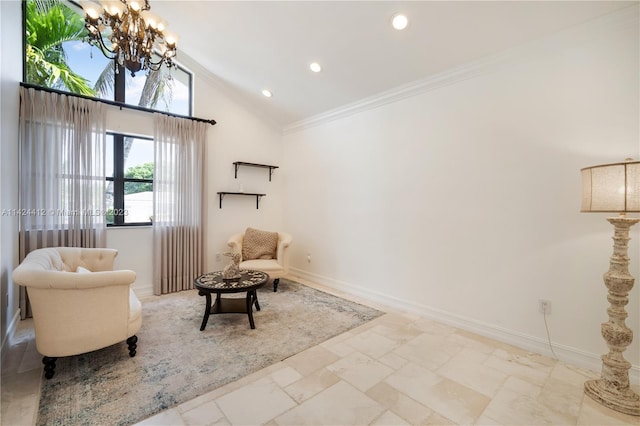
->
[2,279,639,426]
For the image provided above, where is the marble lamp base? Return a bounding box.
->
[585,378,639,416]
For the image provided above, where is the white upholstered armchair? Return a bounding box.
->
[228,228,292,292]
[12,247,141,379]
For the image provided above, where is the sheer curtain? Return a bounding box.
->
[153,114,208,295]
[18,86,107,317]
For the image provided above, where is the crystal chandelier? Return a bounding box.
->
[82,0,178,76]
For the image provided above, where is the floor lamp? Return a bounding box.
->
[581,158,639,416]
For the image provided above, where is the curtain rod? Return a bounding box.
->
[19,82,217,126]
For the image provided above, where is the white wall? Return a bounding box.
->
[0,0,22,353]
[189,55,285,275]
[282,8,640,379]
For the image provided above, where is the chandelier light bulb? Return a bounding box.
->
[129,0,142,12]
[82,2,103,20]
[391,13,408,30]
[100,1,114,17]
[114,4,126,17]
[87,8,101,20]
[262,89,273,98]
[141,11,159,29]
[309,62,322,73]
[163,30,178,47]
[103,1,125,18]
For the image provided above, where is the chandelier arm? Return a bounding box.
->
[84,15,118,58]
[90,34,118,59]
[146,53,170,66]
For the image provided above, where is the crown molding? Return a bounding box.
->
[283,4,639,135]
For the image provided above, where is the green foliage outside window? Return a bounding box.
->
[124,162,154,194]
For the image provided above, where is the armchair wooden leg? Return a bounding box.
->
[273,278,279,292]
[43,356,57,379]
[127,335,138,357]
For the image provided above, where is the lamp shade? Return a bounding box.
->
[581,160,640,212]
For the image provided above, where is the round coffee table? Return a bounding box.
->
[193,270,269,330]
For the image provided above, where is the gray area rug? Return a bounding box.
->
[37,279,383,425]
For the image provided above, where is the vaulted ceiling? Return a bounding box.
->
[150,1,636,127]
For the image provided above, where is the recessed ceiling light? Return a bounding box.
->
[391,13,408,30]
[262,89,272,98]
[309,62,322,73]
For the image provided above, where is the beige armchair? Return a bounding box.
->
[228,228,292,292]
[12,247,141,379]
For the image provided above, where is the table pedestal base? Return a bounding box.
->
[198,289,260,330]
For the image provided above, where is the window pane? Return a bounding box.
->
[105,195,114,225]
[124,182,153,223]
[105,135,114,178]
[167,66,192,115]
[123,137,153,224]
[125,64,191,115]
[124,72,146,107]
[105,134,114,222]
[64,40,114,101]
[124,138,154,173]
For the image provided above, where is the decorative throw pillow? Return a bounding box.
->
[242,227,278,260]
[76,266,91,273]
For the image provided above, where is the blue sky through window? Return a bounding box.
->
[64,39,190,115]
[63,40,112,100]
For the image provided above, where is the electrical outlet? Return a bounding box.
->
[539,299,551,315]
[216,253,221,262]
[307,253,311,263]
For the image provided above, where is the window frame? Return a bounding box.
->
[107,133,154,227]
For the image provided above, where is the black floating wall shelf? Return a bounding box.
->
[217,192,266,209]
[233,162,279,181]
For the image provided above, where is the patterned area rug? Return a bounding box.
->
[37,279,383,425]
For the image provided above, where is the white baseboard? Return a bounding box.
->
[289,268,639,385]
[132,282,154,298]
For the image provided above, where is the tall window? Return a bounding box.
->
[106,134,154,226]
[23,0,194,227]
[23,0,193,115]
